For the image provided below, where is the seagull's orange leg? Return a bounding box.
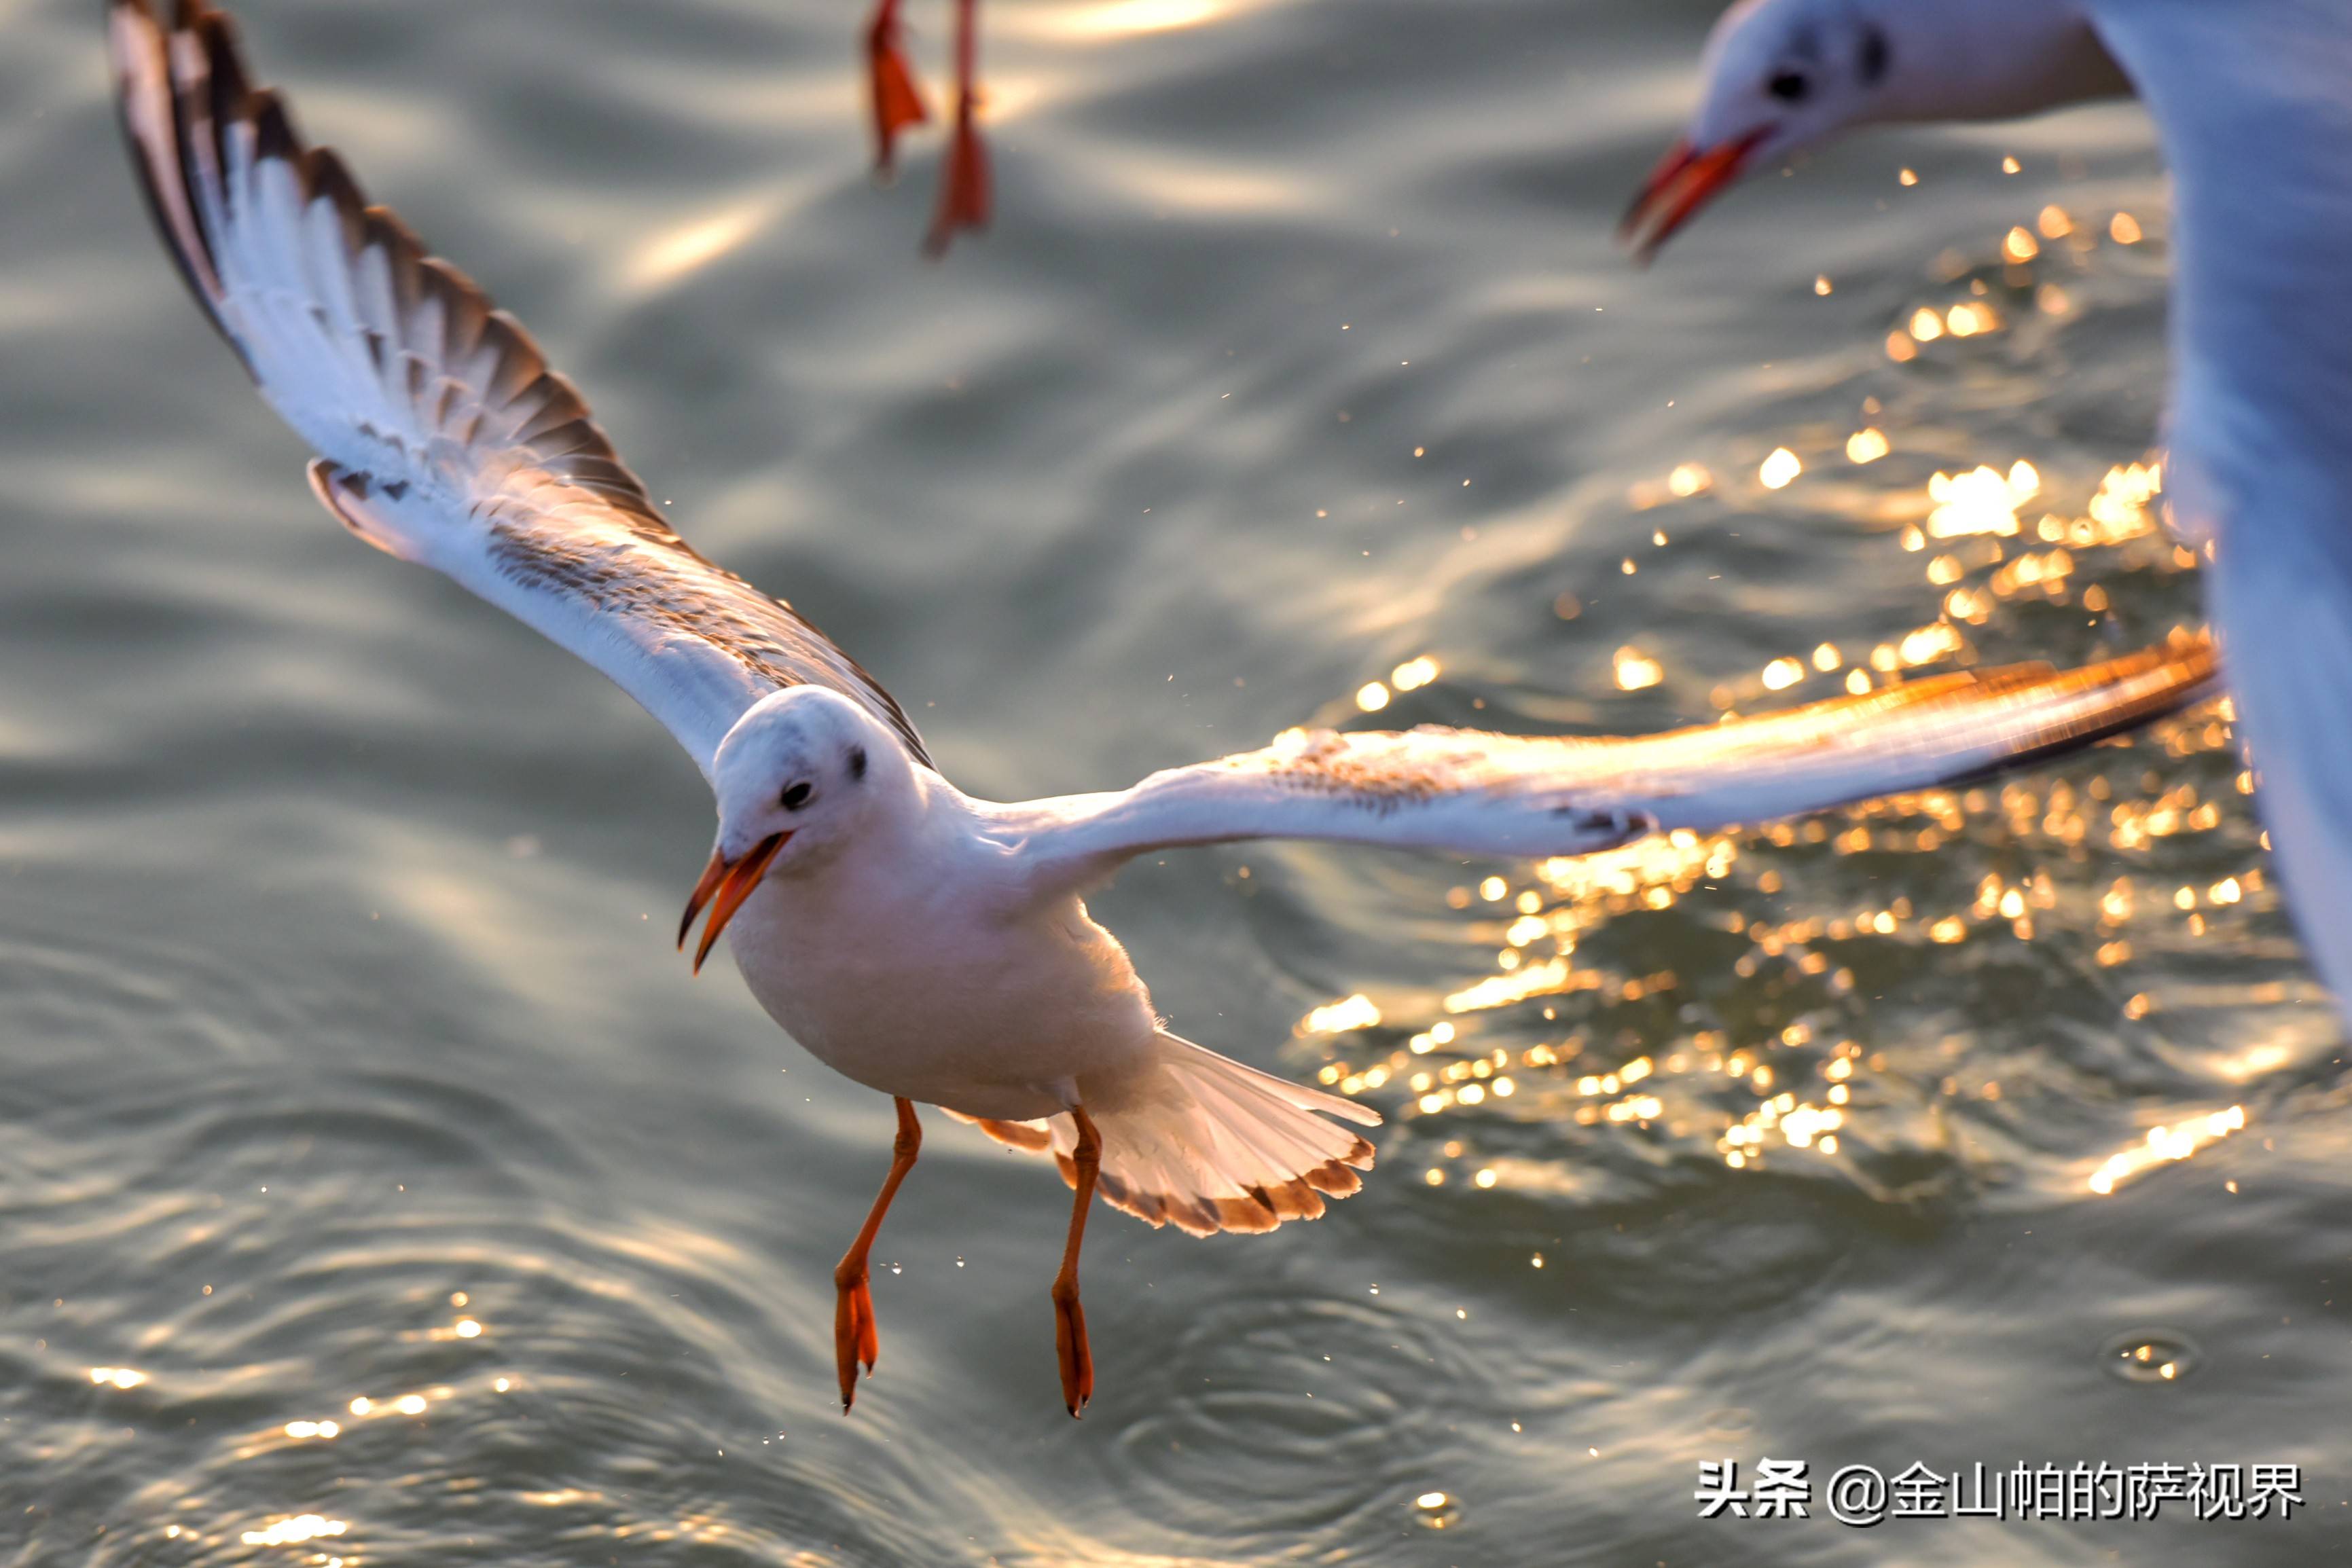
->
[865,0,929,172]
[834,1096,922,1412]
[924,0,990,254]
[1049,1104,1101,1416]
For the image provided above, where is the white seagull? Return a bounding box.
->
[111,0,2216,1417]
[1623,0,2352,1014]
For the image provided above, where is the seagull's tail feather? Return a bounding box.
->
[1060,1033,1381,1236]
[945,1036,1379,1235]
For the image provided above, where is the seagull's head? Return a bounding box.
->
[681,686,909,970]
[1623,0,2128,260]
[1622,0,1900,259]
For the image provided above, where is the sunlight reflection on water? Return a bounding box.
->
[5,0,2347,1561]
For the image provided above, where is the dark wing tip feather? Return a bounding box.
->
[194,9,253,170]
[360,204,429,321]
[473,310,551,407]
[511,376,593,443]
[248,86,299,164]
[109,0,236,351]
[295,145,368,249]
[416,255,492,362]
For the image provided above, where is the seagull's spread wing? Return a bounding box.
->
[1009,637,2216,888]
[109,0,926,776]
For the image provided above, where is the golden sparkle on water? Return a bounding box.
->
[1885,210,2148,363]
[1299,994,1381,1036]
[2088,1108,2247,1195]
[1288,310,2245,1188]
[1613,646,1664,691]
[1391,655,1441,691]
[240,1514,348,1548]
[1302,703,2258,1165]
[1924,462,2037,539]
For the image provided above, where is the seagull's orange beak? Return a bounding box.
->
[1619,127,1771,263]
[678,832,790,974]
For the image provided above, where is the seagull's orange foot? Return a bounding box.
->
[864,0,928,173]
[832,1097,920,1413]
[924,113,990,255]
[1051,1277,1093,1417]
[834,1264,880,1411]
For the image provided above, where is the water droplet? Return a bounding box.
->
[2101,1329,2201,1384]
[1413,1491,1462,1529]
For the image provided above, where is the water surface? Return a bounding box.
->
[3,0,2345,1561]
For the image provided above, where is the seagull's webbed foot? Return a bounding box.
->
[923,0,990,254]
[833,1261,881,1408]
[865,0,928,173]
[1049,1104,1102,1417]
[833,1097,922,1413]
[1051,1273,1093,1416]
[923,111,990,254]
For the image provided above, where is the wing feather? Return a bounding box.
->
[109,0,927,776]
[1007,635,2218,886]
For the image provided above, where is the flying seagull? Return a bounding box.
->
[109,0,2214,1416]
[1621,0,2352,1016]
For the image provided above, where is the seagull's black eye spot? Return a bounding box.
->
[846,745,868,782]
[1858,24,1889,85]
[780,781,814,811]
[1768,69,1811,103]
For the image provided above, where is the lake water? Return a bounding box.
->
[3,0,2345,1562]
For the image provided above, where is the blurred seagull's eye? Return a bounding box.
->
[1858,24,1890,84]
[1768,69,1811,102]
[781,781,814,810]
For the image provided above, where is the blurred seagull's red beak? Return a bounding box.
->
[1619,127,1771,263]
[679,832,790,974]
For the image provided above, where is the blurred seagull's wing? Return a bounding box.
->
[109,0,927,778]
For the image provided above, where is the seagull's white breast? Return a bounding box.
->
[722,810,1161,1121]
